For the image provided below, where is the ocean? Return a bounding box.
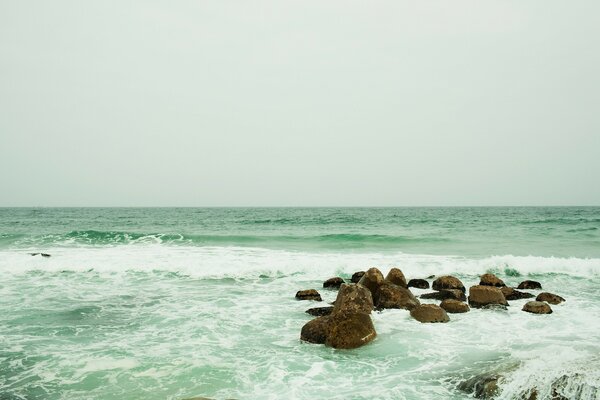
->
[1,207,599,400]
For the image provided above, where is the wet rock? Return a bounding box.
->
[300,316,330,344]
[325,311,377,349]
[350,271,365,283]
[479,273,505,287]
[385,268,407,288]
[468,285,508,309]
[332,283,374,315]
[481,304,508,311]
[517,280,542,290]
[375,282,420,310]
[295,289,323,301]
[407,278,430,289]
[522,301,553,314]
[421,289,466,301]
[457,373,500,399]
[440,299,470,313]
[536,292,565,305]
[323,277,345,289]
[357,267,385,304]
[41,253,51,257]
[305,306,334,317]
[410,304,450,323]
[432,275,466,293]
[501,286,535,301]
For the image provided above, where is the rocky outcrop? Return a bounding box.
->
[296,289,322,301]
[305,306,334,317]
[468,285,508,308]
[325,311,377,349]
[421,289,466,301]
[375,282,420,310]
[536,292,565,305]
[385,268,407,288]
[432,275,466,293]
[440,299,470,313]
[332,284,374,315]
[407,278,430,289]
[501,287,535,301]
[357,267,385,304]
[522,301,553,314]
[350,271,365,283]
[517,280,542,290]
[457,372,500,399]
[323,277,345,289]
[479,273,505,287]
[410,304,450,323]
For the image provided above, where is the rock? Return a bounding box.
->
[440,299,470,313]
[481,304,508,311]
[357,267,385,304]
[536,292,565,305]
[41,253,51,257]
[421,289,466,301]
[300,316,330,344]
[410,304,450,323]
[385,268,407,288]
[432,275,466,293]
[457,373,500,399]
[332,284,374,315]
[295,289,322,301]
[323,277,345,289]
[375,282,420,310]
[325,311,377,349]
[522,301,553,314]
[501,287,535,301]
[468,285,508,308]
[306,306,334,317]
[517,280,542,290]
[350,271,365,283]
[407,278,430,289]
[479,273,505,287]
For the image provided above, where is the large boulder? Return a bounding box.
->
[296,289,322,301]
[421,289,466,301]
[501,287,535,301]
[385,268,407,288]
[432,275,466,293]
[407,278,430,289]
[357,267,385,304]
[536,292,565,305]
[410,304,450,323]
[350,271,365,283]
[440,299,470,313]
[517,280,542,290]
[323,277,345,289]
[332,284,374,315]
[479,273,505,287]
[375,282,420,310]
[468,285,508,308]
[300,316,330,344]
[305,306,334,317]
[522,301,553,314]
[325,311,377,349]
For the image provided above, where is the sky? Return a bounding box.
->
[1,1,599,206]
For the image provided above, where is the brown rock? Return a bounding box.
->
[407,278,430,289]
[375,282,420,310]
[440,299,470,313]
[501,286,535,301]
[536,292,565,305]
[325,311,377,349]
[323,277,345,289]
[385,268,407,288]
[357,267,385,303]
[479,273,505,287]
[305,306,334,317]
[421,289,466,301]
[522,301,553,314]
[432,275,466,292]
[410,304,450,323]
[332,283,374,315]
[517,280,542,290]
[295,289,322,301]
[350,271,365,283]
[468,285,508,308]
[300,316,330,344]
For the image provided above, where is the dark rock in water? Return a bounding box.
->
[407,278,430,289]
[468,285,508,308]
[332,284,373,315]
[536,292,565,305]
[325,311,377,349]
[306,306,334,317]
[522,301,553,314]
[479,273,505,287]
[323,277,345,289]
[29,252,40,256]
[357,267,385,304]
[385,267,407,288]
[481,304,508,311]
[41,253,51,257]
[501,286,535,301]
[421,289,466,301]
[517,280,542,290]
[375,282,420,310]
[432,275,466,293]
[410,304,450,323]
[426,275,435,279]
[457,373,500,399]
[350,271,365,283]
[295,289,322,301]
[440,299,470,313]
[300,316,330,344]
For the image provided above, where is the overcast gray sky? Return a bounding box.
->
[1,1,599,206]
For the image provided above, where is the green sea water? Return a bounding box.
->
[1,207,599,399]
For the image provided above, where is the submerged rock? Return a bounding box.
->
[407,278,430,289]
[501,286,535,301]
[522,301,553,314]
[332,284,374,315]
[432,275,466,293]
[468,285,508,308]
[479,273,505,287]
[375,282,420,310]
[306,306,334,317]
[350,271,365,283]
[410,304,450,323]
[325,311,377,349]
[295,289,323,301]
[536,292,565,305]
[323,277,345,289]
[385,268,407,288]
[517,280,542,290]
[440,299,470,313]
[357,267,385,304]
[457,373,501,399]
[421,289,466,301]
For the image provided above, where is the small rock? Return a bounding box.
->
[536,292,565,305]
[407,278,430,289]
[457,373,500,399]
[385,268,407,288]
[357,267,385,304]
[468,285,508,308]
[481,304,508,311]
[325,311,377,349]
[501,287,535,301]
[332,284,374,315]
[306,306,334,317]
[421,289,466,301]
[296,289,322,301]
[479,273,505,287]
[432,275,466,293]
[522,301,553,314]
[375,282,420,310]
[517,280,542,290]
[410,304,450,323]
[440,299,470,313]
[350,271,365,283]
[323,277,345,289]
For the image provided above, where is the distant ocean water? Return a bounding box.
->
[1,207,599,399]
